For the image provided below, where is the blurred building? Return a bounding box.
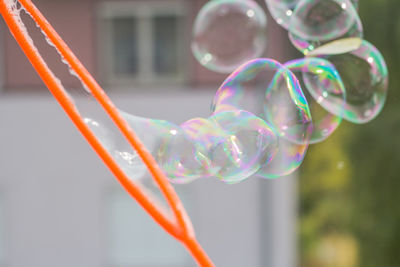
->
[0,0,297,266]
[3,0,228,92]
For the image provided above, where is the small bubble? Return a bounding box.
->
[192,0,267,73]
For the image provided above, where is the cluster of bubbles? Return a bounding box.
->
[86,0,388,184]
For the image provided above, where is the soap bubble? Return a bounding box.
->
[181,111,279,184]
[264,68,312,145]
[123,114,213,184]
[265,0,300,29]
[210,110,278,183]
[97,107,279,184]
[181,117,227,155]
[212,58,312,178]
[288,0,363,54]
[311,40,388,124]
[265,0,359,30]
[256,139,309,178]
[84,115,148,180]
[284,58,346,143]
[180,117,227,177]
[89,111,214,184]
[192,0,267,73]
[156,125,212,184]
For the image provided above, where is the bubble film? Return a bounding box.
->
[85,109,280,184]
[210,110,278,183]
[156,126,213,184]
[83,58,312,182]
[86,113,212,184]
[84,1,387,184]
[213,58,312,178]
[284,58,346,143]
[265,0,359,30]
[288,0,363,54]
[311,40,388,124]
[191,0,267,73]
[263,66,312,145]
[265,0,298,29]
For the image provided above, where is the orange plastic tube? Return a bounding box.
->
[0,0,214,266]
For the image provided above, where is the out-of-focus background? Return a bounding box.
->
[0,0,398,266]
[298,1,400,267]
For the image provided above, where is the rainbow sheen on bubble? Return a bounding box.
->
[264,66,312,145]
[288,0,363,55]
[209,110,278,183]
[7,0,388,190]
[82,0,388,185]
[85,108,281,184]
[84,58,312,184]
[311,40,388,124]
[121,113,212,183]
[284,58,346,143]
[212,58,312,178]
[191,0,267,73]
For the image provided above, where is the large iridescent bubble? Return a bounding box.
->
[212,58,312,178]
[84,0,388,185]
[84,45,388,183]
[310,39,388,124]
[120,113,214,183]
[191,0,267,73]
[155,125,213,184]
[284,58,346,143]
[210,110,278,183]
[288,0,363,55]
[85,58,311,184]
[180,112,278,184]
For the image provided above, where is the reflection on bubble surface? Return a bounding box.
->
[312,40,388,124]
[213,58,312,178]
[284,58,346,143]
[288,0,363,54]
[265,0,359,30]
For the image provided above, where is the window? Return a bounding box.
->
[99,1,187,88]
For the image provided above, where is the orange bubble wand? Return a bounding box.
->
[0,0,214,266]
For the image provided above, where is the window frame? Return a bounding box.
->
[97,0,188,89]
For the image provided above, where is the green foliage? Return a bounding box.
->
[299,0,400,266]
[300,124,357,267]
[348,1,400,265]
[349,107,400,267]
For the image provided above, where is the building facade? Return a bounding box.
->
[0,0,297,266]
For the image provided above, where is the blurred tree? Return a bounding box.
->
[300,124,357,267]
[299,0,400,266]
[348,0,400,266]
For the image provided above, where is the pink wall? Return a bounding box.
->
[2,0,291,90]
